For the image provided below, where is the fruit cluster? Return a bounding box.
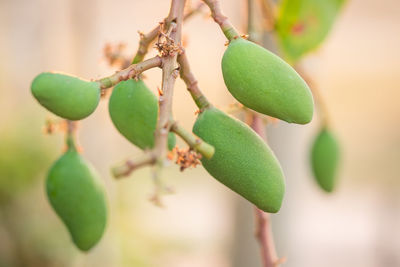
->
[30,0,341,252]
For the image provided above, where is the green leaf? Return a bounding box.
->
[276,0,345,63]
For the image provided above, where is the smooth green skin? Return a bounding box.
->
[310,128,340,192]
[109,79,176,150]
[276,0,345,62]
[222,38,314,124]
[31,72,100,120]
[193,108,285,213]
[46,148,107,251]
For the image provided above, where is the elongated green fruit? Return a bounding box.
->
[193,108,285,213]
[109,79,175,150]
[46,147,107,251]
[221,38,314,124]
[31,72,100,120]
[310,128,340,192]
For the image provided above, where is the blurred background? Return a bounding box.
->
[0,0,399,266]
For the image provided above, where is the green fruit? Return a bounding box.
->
[221,38,314,124]
[31,72,100,120]
[276,0,346,62]
[310,128,340,192]
[109,79,176,150]
[46,146,107,251]
[193,108,285,213]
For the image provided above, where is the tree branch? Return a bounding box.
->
[132,2,205,64]
[249,114,283,267]
[111,153,156,178]
[151,0,186,166]
[202,0,240,41]
[96,56,162,89]
[177,50,211,110]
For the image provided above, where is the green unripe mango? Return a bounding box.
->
[31,72,100,120]
[109,79,176,150]
[46,147,107,251]
[193,108,285,213]
[221,38,314,124]
[310,128,340,192]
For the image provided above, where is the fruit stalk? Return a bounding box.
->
[170,121,215,159]
[177,50,211,110]
[202,0,240,41]
[66,120,77,149]
[97,56,162,89]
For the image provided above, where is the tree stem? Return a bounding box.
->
[250,114,281,267]
[152,0,186,165]
[131,2,205,64]
[177,51,211,110]
[111,153,156,178]
[97,56,162,89]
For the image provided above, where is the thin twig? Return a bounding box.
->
[65,120,78,150]
[111,153,157,178]
[132,2,205,64]
[96,56,162,89]
[177,50,211,110]
[132,27,162,64]
[202,0,240,40]
[249,114,283,267]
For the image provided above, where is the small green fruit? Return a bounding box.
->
[193,108,285,213]
[31,72,100,120]
[46,147,107,251]
[310,128,340,192]
[221,38,314,124]
[109,79,176,150]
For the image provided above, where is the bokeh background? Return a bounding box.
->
[1,0,399,266]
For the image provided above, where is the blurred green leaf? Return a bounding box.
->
[276,0,346,63]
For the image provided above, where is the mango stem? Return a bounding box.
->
[202,0,240,41]
[65,120,77,150]
[177,51,212,111]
